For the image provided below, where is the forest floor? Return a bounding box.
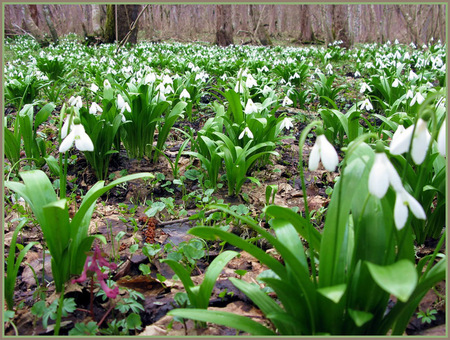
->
[4,104,446,336]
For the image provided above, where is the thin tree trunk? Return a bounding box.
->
[215,5,233,46]
[20,5,45,44]
[42,5,58,44]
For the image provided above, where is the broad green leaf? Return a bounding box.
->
[167,309,275,335]
[198,251,239,308]
[366,260,417,302]
[348,309,374,327]
[317,284,346,304]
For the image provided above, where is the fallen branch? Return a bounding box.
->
[157,209,221,226]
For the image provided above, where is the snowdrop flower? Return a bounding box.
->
[437,119,446,157]
[354,70,361,78]
[162,74,173,85]
[308,128,339,172]
[103,79,111,89]
[408,70,418,81]
[117,94,131,114]
[165,84,174,94]
[394,188,426,230]
[90,83,99,93]
[234,80,245,94]
[368,143,404,198]
[392,78,403,88]
[180,89,191,99]
[262,85,273,97]
[390,117,431,164]
[325,63,333,74]
[280,117,293,131]
[221,73,228,81]
[144,72,156,84]
[245,74,257,88]
[239,126,253,139]
[244,98,258,114]
[282,96,293,107]
[68,96,82,108]
[359,98,373,111]
[360,82,372,93]
[406,89,414,99]
[89,102,103,114]
[410,92,425,106]
[59,120,94,153]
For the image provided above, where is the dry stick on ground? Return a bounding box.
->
[157,209,220,226]
[116,4,149,53]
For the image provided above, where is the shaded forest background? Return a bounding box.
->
[4,4,447,47]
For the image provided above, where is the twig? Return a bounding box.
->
[12,23,37,41]
[116,4,149,53]
[157,209,221,226]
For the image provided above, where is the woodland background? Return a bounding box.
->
[4,4,447,47]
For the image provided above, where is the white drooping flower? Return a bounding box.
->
[144,72,156,84]
[390,118,431,164]
[437,119,446,157]
[103,79,111,89]
[368,150,404,198]
[282,96,293,107]
[410,92,425,106]
[244,98,258,115]
[234,80,245,94]
[90,83,99,93]
[238,126,253,139]
[408,70,419,81]
[280,117,293,131]
[89,102,103,115]
[394,188,426,230]
[392,78,403,88]
[59,122,94,153]
[180,89,191,99]
[359,98,373,111]
[360,82,372,93]
[117,94,131,114]
[68,96,82,108]
[262,85,273,97]
[308,132,339,172]
[245,74,257,88]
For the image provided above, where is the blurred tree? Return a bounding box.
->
[103,4,140,44]
[249,5,272,45]
[215,5,233,46]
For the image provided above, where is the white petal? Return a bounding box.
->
[75,132,94,151]
[61,117,71,139]
[390,125,413,155]
[368,154,389,198]
[308,141,321,171]
[411,120,431,164]
[238,129,245,140]
[394,192,409,230]
[59,131,75,153]
[404,191,426,220]
[117,94,125,109]
[319,136,339,171]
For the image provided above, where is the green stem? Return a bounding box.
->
[53,285,65,336]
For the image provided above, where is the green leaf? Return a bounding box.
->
[126,313,142,330]
[348,308,374,327]
[317,284,347,304]
[167,309,275,335]
[198,251,239,308]
[366,260,417,302]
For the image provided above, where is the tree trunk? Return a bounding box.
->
[249,5,272,45]
[298,5,314,43]
[91,5,103,35]
[102,4,140,44]
[332,5,350,47]
[20,5,45,44]
[215,5,233,46]
[42,5,58,44]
